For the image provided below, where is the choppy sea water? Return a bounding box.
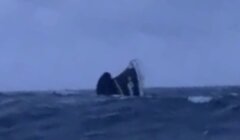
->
[0,87,240,140]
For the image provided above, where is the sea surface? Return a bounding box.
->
[0,86,240,140]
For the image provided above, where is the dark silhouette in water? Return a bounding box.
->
[96,60,144,96]
[96,72,118,96]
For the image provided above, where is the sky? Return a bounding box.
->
[0,0,240,91]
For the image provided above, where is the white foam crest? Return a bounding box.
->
[188,96,213,104]
[230,92,239,97]
[88,112,120,119]
[52,90,86,95]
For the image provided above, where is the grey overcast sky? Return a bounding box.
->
[0,0,240,91]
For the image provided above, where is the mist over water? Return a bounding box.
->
[0,0,240,91]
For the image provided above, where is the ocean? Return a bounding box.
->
[0,86,240,140]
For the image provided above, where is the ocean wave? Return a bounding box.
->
[0,88,239,140]
[187,96,213,103]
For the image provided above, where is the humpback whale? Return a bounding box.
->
[96,60,144,96]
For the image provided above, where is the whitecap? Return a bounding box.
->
[88,112,120,119]
[188,96,213,104]
[230,92,239,97]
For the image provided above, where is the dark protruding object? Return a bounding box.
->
[96,60,144,96]
[96,72,118,96]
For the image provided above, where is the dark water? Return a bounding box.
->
[0,87,240,140]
